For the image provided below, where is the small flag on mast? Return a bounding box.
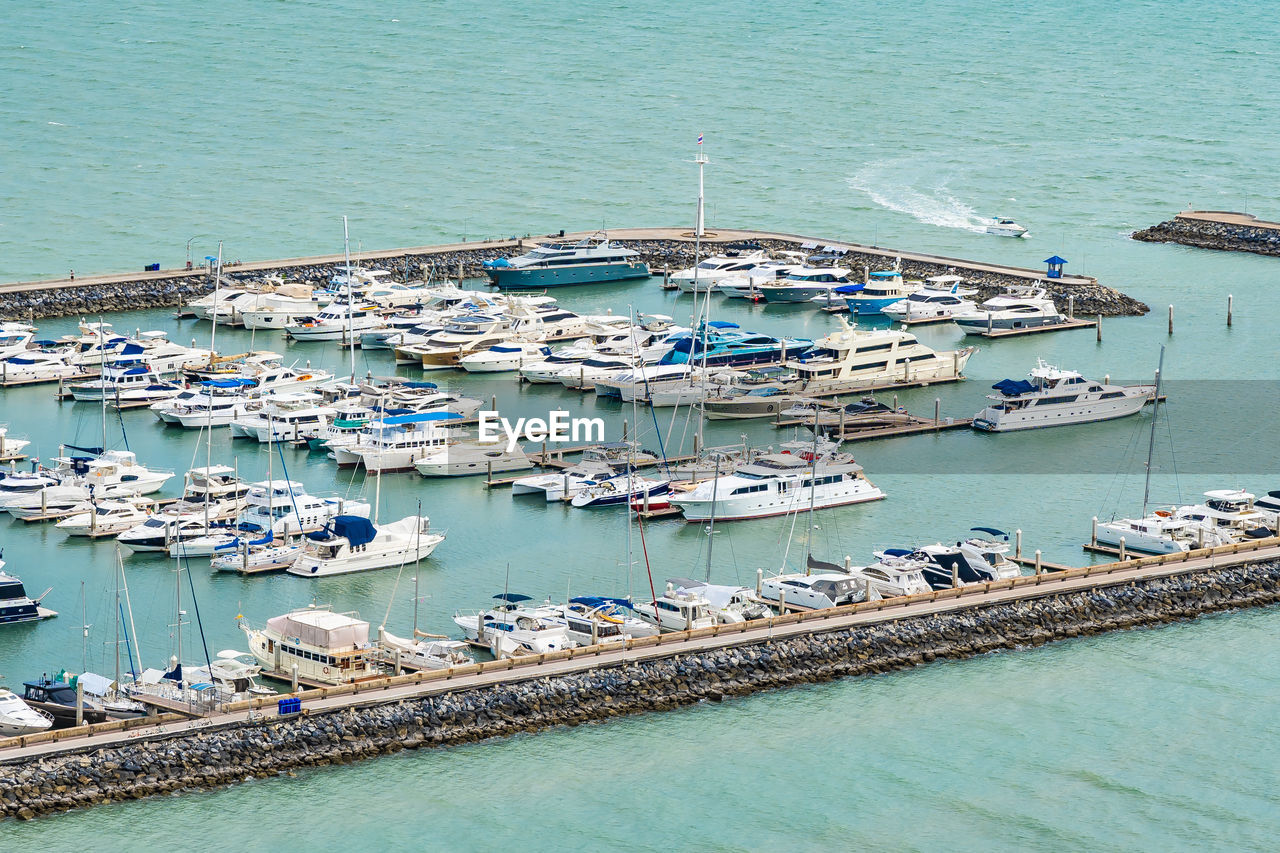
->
[697,134,703,145]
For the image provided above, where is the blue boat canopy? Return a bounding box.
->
[991,378,1035,396]
[971,527,1009,539]
[483,258,511,268]
[379,411,463,426]
[883,548,915,557]
[833,284,865,294]
[401,381,438,389]
[493,592,532,603]
[570,596,634,611]
[311,515,376,547]
[202,378,254,388]
[870,270,899,278]
[706,321,739,329]
[119,342,144,355]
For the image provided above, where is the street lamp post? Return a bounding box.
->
[186,235,204,270]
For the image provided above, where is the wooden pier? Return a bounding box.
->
[3,371,96,390]
[773,411,973,443]
[972,317,1097,339]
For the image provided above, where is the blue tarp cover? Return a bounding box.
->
[991,378,1035,396]
[328,515,376,547]
[379,411,462,426]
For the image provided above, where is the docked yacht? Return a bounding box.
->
[153,379,256,428]
[850,554,932,598]
[952,286,1065,335]
[236,282,330,329]
[393,314,519,368]
[518,343,600,383]
[510,460,617,502]
[412,441,533,477]
[453,594,575,656]
[67,360,174,403]
[631,584,717,633]
[0,323,37,360]
[229,398,336,444]
[285,298,388,342]
[0,567,56,625]
[117,515,220,554]
[171,480,369,556]
[377,628,472,671]
[670,248,771,293]
[669,452,883,521]
[1094,511,1230,556]
[287,515,444,577]
[570,473,670,508]
[785,318,975,393]
[972,361,1155,432]
[459,342,552,373]
[881,276,977,321]
[55,497,155,536]
[557,353,651,391]
[759,570,866,611]
[657,322,812,370]
[667,579,772,622]
[779,396,912,429]
[332,412,459,472]
[0,350,78,383]
[544,597,659,644]
[0,427,30,458]
[757,267,853,303]
[241,606,382,685]
[0,688,53,736]
[484,236,650,288]
[843,270,923,315]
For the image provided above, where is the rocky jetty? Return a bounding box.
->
[1133,212,1280,258]
[2,560,1276,821]
[0,238,1146,321]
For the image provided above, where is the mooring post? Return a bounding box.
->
[1067,294,1075,321]
[75,680,84,727]
[951,564,959,589]
[291,663,299,693]
[1119,536,1127,561]
[1015,529,1023,559]
[778,589,786,613]
[1034,549,1042,575]
[1096,314,1102,342]
[1168,304,1174,335]
[756,568,763,596]
[934,397,940,426]
[1091,516,1098,546]
[1227,294,1233,327]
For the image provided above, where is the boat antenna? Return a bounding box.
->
[1141,346,1166,516]
[344,215,356,384]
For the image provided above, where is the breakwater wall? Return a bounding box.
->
[0,228,1147,321]
[1133,210,1280,258]
[3,558,1276,821]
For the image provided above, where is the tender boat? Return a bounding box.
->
[484,236,650,288]
[972,360,1155,432]
[241,606,382,685]
[287,515,444,577]
[952,286,1065,335]
[669,451,884,522]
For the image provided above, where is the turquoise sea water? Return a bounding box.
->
[2,0,1280,847]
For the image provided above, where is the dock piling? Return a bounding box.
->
[291,664,299,693]
[1067,294,1075,321]
[1034,550,1042,576]
[756,568,763,596]
[1227,294,1233,327]
[1015,529,1023,559]
[1168,304,1174,335]
[1091,517,1098,547]
[933,398,940,426]
[1119,537,1127,562]
[1096,314,1102,342]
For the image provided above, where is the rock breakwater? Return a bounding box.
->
[3,560,1276,820]
[0,238,1146,321]
[1133,212,1280,258]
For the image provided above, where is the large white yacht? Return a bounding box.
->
[757,267,854,303]
[881,276,977,321]
[153,379,256,428]
[669,452,884,521]
[850,554,932,598]
[484,236,650,289]
[670,249,771,293]
[287,515,444,577]
[241,606,382,685]
[972,361,1155,432]
[331,412,459,471]
[393,314,519,368]
[953,286,1065,334]
[758,569,866,611]
[0,323,37,360]
[285,298,387,342]
[785,318,975,393]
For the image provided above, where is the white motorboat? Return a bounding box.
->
[0,688,53,736]
[154,379,256,428]
[556,353,648,391]
[519,344,600,383]
[785,318,975,393]
[670,249,771,293]
[0,569,56,625]
[334,412,460,472]
[459,342,553,373]
[452,594,574,656]
[0,323,37,360]
[972,360,1155,432]
[538,599,636,647]
[850,554,932,599]
[55,497,154,536]
[759,570,867,611]
[285,298,388,342]
[880,528,1022,589]
[718,260,807,299]
[0,350,78,383]
[1094,511,1230,556]
[287,515,444,577]
[68,359,163,402]
[211,538,303,573]
[0,470,73,508]
[667,578,772,622]
[757,266,853,303]
[117,515,221,554]
[953,286,1065,335]
[377,628,472,671]
[394,314,521,368]
[669,452,883,521]
[570,474,669,508]
[985,217,1029,237]
[186,479,368,551]
[236,282,331,329]
[413,441,533,477]
[0,426,31,458]
[510,460,617,502]
[241,606,382,685]
[880,276,977,321]
[230,400,336,444]
[631,584,717,632]
[844,270,925,316]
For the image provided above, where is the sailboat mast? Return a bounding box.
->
[209,242,222,368]
[1141,346,1166,516]
[80,581,88,672]
[805,410,821,570]
[703,455,722,583]
[344,216,355,383]
[113,548,122,689]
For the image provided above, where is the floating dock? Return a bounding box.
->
[970,317,1097,339]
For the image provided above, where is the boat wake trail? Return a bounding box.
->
[848,160,988,233]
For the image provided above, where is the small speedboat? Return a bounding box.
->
[459,342,552,373]
[985,217,1029,237]
[0,688,53,736]
[570,474,670,508]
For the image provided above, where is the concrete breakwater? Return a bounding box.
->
[3,559,1276,821]
[0,227,1147,321]
[1133,210,1280,258]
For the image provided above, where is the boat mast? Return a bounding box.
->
[1141,346,1166,516]
[80,581,88,673]
[703,454,722,583]
[805,409,821,572]
[113,548,121,690]
[209,242,222,369]
[344,216,356,384]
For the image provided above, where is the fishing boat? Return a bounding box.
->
[669,451,884,522]
[287,515,444,577]
[785,318,975,393]
[452,594,575,656]
[241,606,382,685]
[881,276,977,321]
[483,235,649,288]
[0,688,53,736]
[985,217,1029,237]
[952,286,1065,335]
[972,360,1155,432]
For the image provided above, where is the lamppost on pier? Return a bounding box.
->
[186,235,205,270]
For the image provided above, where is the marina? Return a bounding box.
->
[0,0,1277,842]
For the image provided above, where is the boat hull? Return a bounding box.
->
[486,262,650,289]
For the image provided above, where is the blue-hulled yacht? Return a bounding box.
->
[657,322,812,368]
[842,270,922,315]
[483,235,649,288]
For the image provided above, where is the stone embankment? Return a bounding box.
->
[1133,210,1280,258]
[3,560,1276,821]
[0,235,1146,321]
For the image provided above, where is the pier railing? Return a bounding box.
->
[4,534,1277,756]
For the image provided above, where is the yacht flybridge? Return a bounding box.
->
[483,235,649,288]
[785,317,975,393]
[973,360,1155,432]
[952,286,1065,334]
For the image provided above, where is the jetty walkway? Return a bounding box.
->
[4,534,1278,766]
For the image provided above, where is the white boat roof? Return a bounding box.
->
[267,608,369,648]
